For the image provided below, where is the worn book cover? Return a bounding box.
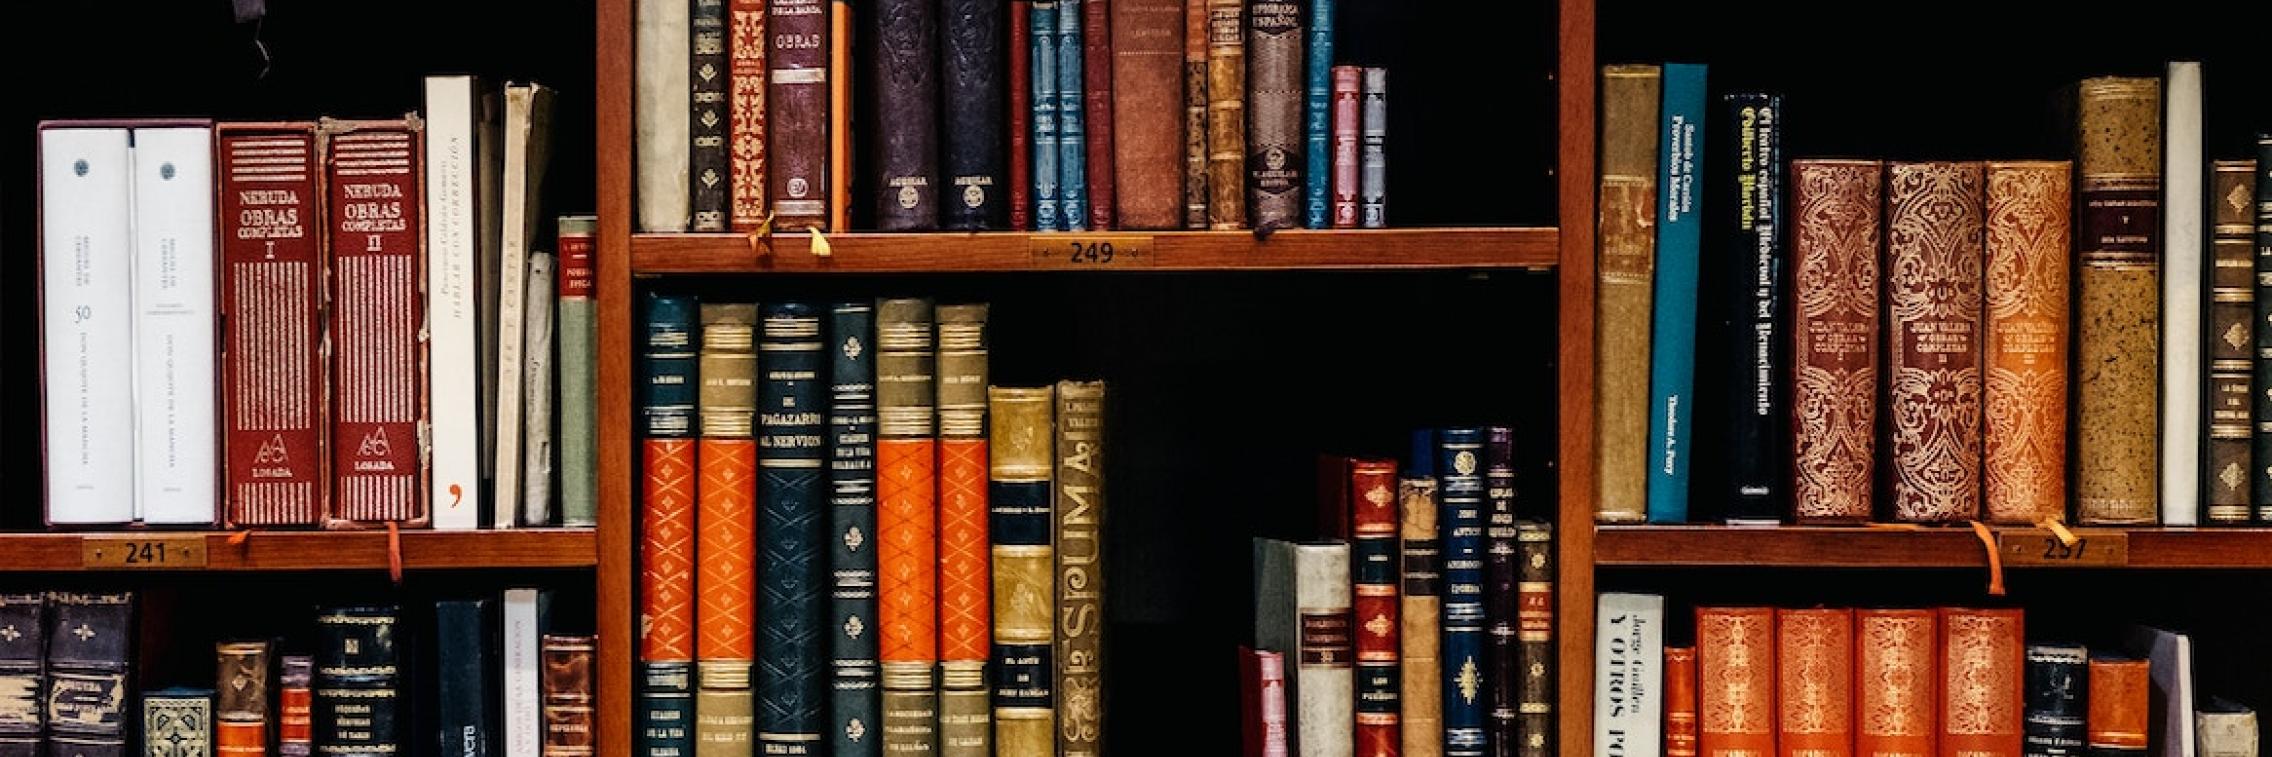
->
[280,656,312,757]
[1514,521,1553,757]
[1080,0,1113,230]
[494,83,555,527]
[1593,65,1661,524]
[1885,161,1986,523]
[541,636,596,757]
[2085,658,2149,756]
[143,690,214,757]
[1111,0,1185,229]
[1202,0,1245,229]
[942,0,1007,230]
[1253,539,1353,757]
[216,641,271,757]
[1984,162,2071,525]
[1350,459,1402,757]
[2023,644,2087,757]
[2074,76,2162,525]
[1182,0,1209,228]
[1054,380,1107,757]
[322,118,428,529]
[872,0,942,230]
[1010,0,1033,230]
[219,122,329,527]
[0,595,45,757]
[989,386,1055,757]
[1790,160,1883,522]
[2255,135,2272,522]
[1484,429,1520,754]
[635,0,691,230]
[1398,432,1443,757]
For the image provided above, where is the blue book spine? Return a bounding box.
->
[1302,0,1333,229]
[828,303,881,757]
[1056,0,1089,230]
[759,304,829,754]
[1643,63,1706,525]
[639,663,695,757]
[1031,1,1062,231]
[1438,427,1488,757]
[434,600,497,757]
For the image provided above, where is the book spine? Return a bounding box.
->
[1057,0,1090,230]
[641,295,700,717]
[936,305,993,757]
[989,387,1055,757]
[541,637,597,757]
[1359,67,1387,228]
[1082,0,1114,230]
[493,86,542,527]
[635,0,692,231]
[942,0,1009,230]
[694,663,754,757]
[145,693,216,757]
[1245,0,1301,231]
[692,0,731,231]
[758,304,829,754]
[696,304,758,755]
[1592,65,1662,524]
[2209,160,2256,525]
[1644,64,1707,525]
[218,124,327,527]
[1591,593,1664,757]
[1241,648,1290,757]
[504,591,547,757]
[830,0,853,231]
[1110,0,1185,229]
[124,126,218,525]
[1031,1,1063,231]
[1330,66,1362,228]
[2161,62,2204,525]
[1773,609,1850,757]
[639,664,694,757]
[2074,76,2162,525]
[731,0,771,230]
[434,603,495,757]
[2256,135,2272,523]
[1203,0,1245,229]
[1513,522,1553,757]
[1983,162,2072,525]
[1055,381,1108,757]
[556,218,598,526]
[1664,647,1696,757]
[1885,161,1987,523]
[522,252,558,524]
[281,657,314,757]
[1296,544,1356,757]
[2022,645,2087,757]
[1939,609,2023,757]
[1302,0,1331,229]
[2192,709,2257,757]
[1010,0,1034,230]
[828,303,882,757]
[1398,459,1443,757]
[1695,607,1774,757]
[1789,159,1884,522]
[872,0,941,230]
[769,0,830,231]
[0,595,45,757]
[876,299,939,757]
[314,605,400,757]
[324,120,426,527]
[1351,459,1402,757]
[1483,429,1518,757]
[1438,427,1487,757]
[2085,659,2149,755]
[1721,93,1784,520]
[1855,609,1936,757]
[1182,0,1209,229]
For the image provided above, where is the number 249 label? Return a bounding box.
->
[1028,234,1154,268]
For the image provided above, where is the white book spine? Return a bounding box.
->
[635,0,692,232]
[1593,592,1664,757]
[520,252,556,526]
[493,87,537,528]
[41,127,137,526]
[2162,60,2204,526]
[130,127,219,526]
[1293,543,1353,757]
[426,75,484,530]
[504,588,544,757]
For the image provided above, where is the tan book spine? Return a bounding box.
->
[1054,381,1107,757]
[1983,161,2072,525]
[1397,476,1442,757]
[1594,64,1661,523]
[988,386,1056,757]
[1884,161,1986,523]
[2207,160,2257,524]
[2074,76,2162,525]
[1202,0,1245,229]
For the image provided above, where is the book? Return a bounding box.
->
[1696,607,1774,757]
[1011,0,1034,230]
[1664,647,1696,757]
[280,656,313,757]
[39,125,135,526]
[640,664,694,757]
[2193,700,2257,757]
[1592,64,1661,525]
[1514,522,1554,757]
[1057,0,1090,230]
[1399,431,1443,757]
[2206,160,2256,525]
[875,299,938,757]
[1484,430,1520,754]
[1350,459,1401,757]
[1054,380,1107,757]
[505,589,552,757]
[1592,593,1664,757]
[1644,63,1707,524]
[1359,68,1388,228]
[2125,626,2194,757]
[131,125,219,525]
[635,0,692,231]
[1789,159,1884,522]
[2256,135,2272,524]
[1182,0,1209,229]
[1856,609,1935,757]
[495,83,555,526]
[1718,92,1785,521]
[758,304,829,755]
[218,122,329,528]
[1246,0,1302,230]
[314,606,399,757]
[1773,609,1849,757]
[640,294,699,757]
[2024,644,2087,757]
[1885,161,1987,523]
[2074,76,2162,525]
[695,662,754,757]
[942,0,1008,230]
[1253,539,1354,757]
[48,594,131,757]
[556,217,598,526]
[144,689,214,757]
[1984,161,2072,525]
[1331,66,1362,228]
[937,305,993,757]
[696,303,758,756]
[735,0,775,231]
[2087,658,2150,757]
[1241,647,1290,757]
[211,659,267,757]
[830,0,854,231]
[1111,0,1185,229]
[1031,0,1063,230]
[989,386,1055,757]
[872,0,941,230]
[2162,62,2204,525]
[323,117,427,529]
[692,0,731,231]
[827,302,881,757]
[437,601,500,757]
[425,77,495,530]
[1302,0,1332,228]
[1081,0,1113,230]
[1941,609,2024,757]
[540,636,596,757]
[522,251,557,524]
[0,595,44,757]
[1439,427,1488,757]
[1202,0,1244,229]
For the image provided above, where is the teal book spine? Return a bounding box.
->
[1643,62,1706,524]
[1031,1,1062,231]
[1057,0,1089,230]
[1302,0,1333,229]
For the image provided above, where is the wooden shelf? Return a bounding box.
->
[630,227,1560,273]
[1595,525,2272,569]
[0,529,597,572]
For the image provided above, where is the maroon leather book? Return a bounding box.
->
[220,122,328,527]
[1009,0,1032,230]
[1241,645,1288,757]
[1084,0,1117,229]
[767,0,830,230]
[1790,159,1884,523]
[1329,66,1361,228]
[322,117,428,528]
[1110,0,1183,229]
[1884,161,1986,523]
[731,0,770,230]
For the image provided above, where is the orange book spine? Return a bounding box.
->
[216,721,265,757]
[1855,610,1937,757]
[1938,609,2022,757]
[939,439,991,662]
[642,438,699,661]
[697,438,758,660]
[1665,647,1699,757]
[2085,659,2149,753]
[879,437,940,664]
[1775,609,1852,757]
[1698,607,1777,757]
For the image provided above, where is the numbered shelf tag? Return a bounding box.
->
[1028,234,1154,268]
[82,535,208,569]
[1998,528,2128,567]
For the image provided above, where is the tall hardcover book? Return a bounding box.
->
[875,299,939,757]
[1483,430,1520,756]
[2074,76,2162,525]
[1941,609,2024,757]
[942,0,1009,230]
[1081,0,1114,230]
[828,302,882,757]
[1054,380,1108,757]
[438,601,500,757]
[281,657,313,757]
[425,77,493,530]
[695,663,753,757]
[1031,0,1063,230]
[1011,0,1034,230]
[1246,0,1303,230]
[1790,160,1884,522]
[1856,609,1936,757]
[758,304,829,754]
[1056,0,1090,230]
[541,636,597,757]
[1719,92,1785,520]
[2024,644,2088,757]
[1592,593,1664,757]
[1182,0,1209,229]
[216,641,270,757]
[1697,608,1774,757]
[2087,658,2149,757]
[495,83,556,526]
[1399,432,1443,757]
[556,217,598,526]
[937,306,993,757]
[1350,459,1402,757]
[1984,162,2072,525]
[219,122,329,527]
[47,594,132,757]
[1885,161,1987,523]
[872,0,941,230]
[2207,161,2256,525]
[691,0,731,231]
[1439,428,1488,757]
[1254,540,1355,757]
[132,125,220,524]
[323,118,427,528]
[522,252,558,523]
[1359,68,1388,228]
[1665,647,1697,757]
[2256,136,2272,523]
[144,690,215,757]
[989,386,1055,757]
[39,126,135,526]
[505,590,553,757]
[1644,63,1707,524]
[1111,0,1185,229]
[1302,0,1332,228]
[0,595,44,757]
[1331,66,1362,228]
[640,665,693,757]
[1241,647,1290,757]
[2161,62,2204,525]
[830,0,854,231]
[735,0,775,231]
[1203,0,1245,229]
[1514,522,1553,757]
[640,294,699,757]
[636,0,692,231]
[1593,65,1661,524]
[696,304,759,757]
[314,606,400,757]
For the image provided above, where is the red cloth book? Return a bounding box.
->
[220,122,328,527]
[1698,607,1777,757]
[1009,0,1032,230]
[322,118,427,528]
[1350,458,1401,757]
[1856,609,1937,757]
[1082,0,1116,229]
[1938,609,2022,757]
[1775,609,1853,757]
[1665,647,1698,757]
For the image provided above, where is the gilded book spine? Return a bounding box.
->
[1790,160,1883,522]
[313,605,400,757]
[1938,609,2023,757]
[1245,0,1302,230]
[1593,65,1661,524]
[1438,428,1487,757]
[542,636,598,757]
[641,294,699,757]
[1855,609,1935,757]
[1664,647,1696,757]
[1483,429,1519,756]
[989,387,1055,757]
[1331,66,1362,228]
[1359,68,1387,228]
[1182,0,1209,229]
[2023,645,2087,757]
[692,0,731,231]
[1398,431,1443,757]
[217,641,271,757]
[1720,92,1785,520]
[2208,160,2256,525]
[1203,0,1245,229]
[281,657,313,757]
[1056,0,1088,230]
[828,303,881,757]
[1513,522,1553,757]
[876,299,939,757]
[696,303,758,756]
[732,0,772,230]
[1696,608,1774,757]
[322,118,426,528]
[0,595,44,757]
[2073,76,2162,525]
[1351,459,1402,757]
[1984,162,2071,525]
[937,305,993,757]
[768,0,829,230]
[1884,161,1986,523]
[220,123,327,527]
[1030,1,1061,230]
[1055,381,1108,757]
[757,304,828,754]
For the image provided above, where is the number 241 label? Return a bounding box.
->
[82,535,208,569]
[1028,234,1154,268]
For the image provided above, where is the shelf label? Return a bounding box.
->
[1028,234,1154,268]
[82,535,208,569]
[1998,529,2128,567]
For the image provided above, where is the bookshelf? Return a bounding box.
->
[629,228,1562,273]
[0,530,598,573]
[1596,526,2272,569]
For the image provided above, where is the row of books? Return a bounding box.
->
[635,0,1391,234]
[0,591,592,757]
[1591,595,2260,757]
[37,77,594,532]
[636,295,1109,757]
[1592,60,2272,527]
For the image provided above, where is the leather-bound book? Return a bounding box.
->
[641,294,700,757]
[2193,699,2258,757]
[1856,609,1936,757]
[434,602,498,757]
[769,0,829,230]
[1983,162,2071,525]
[942,0,1008,230]
[1010,0,1033,230]
[1054,380,1108,757]
[144,690,215,757]
[758,304,829,754]
[2085,658,2148,757]
[2207,160,2257,525]
[1254,540,1354,757]
[1514,522,1553,757]
[1595,64,1662,523]
[641,665,694,757]
[1331,66,1362,228]
[871,0,941,230]
[542,636,597,757]
[2023,644,2087,757]
[636,0,691,231]
[219,122,328,527]
[2073,77,2162,525]
[1697,607,1775,757]
[692,0,731,231]
[0,595,43,757]
[828,303,881,757]
[1350,459,1402,757]
[696,303,758,756]
[1057,0,1090,230]
[1082,0,1115,230]
[731,0,771,231]
[1940,609,2023,757]
[1302,0,1333,228]
[830,0,854,231]
[313,606,400,757]
[1182,0,1209,229]
[936,305,993,757]
[694,662,754,757]
[321,118,428,529]
[1203,0,1245,229]
[1030,0,1063,230]
[1246,0,1302,230]
[279,657,313,757]
[217,642,271,757]
[1718,93,1786,522]
[1240,647,1289,757]
[1790,160,1884,522]
[876,299,939,757]
[1774,609,1850,757]
[1399,430,1443,757]
[989,386,1056,757]
[1359,68,1388,227]
[1438,428,1489,757]
[1111,0,1184,229]
[1885,161,1987,523]
[1484,429,1520,756]
[1665,647,1698,757]
[2255,135,2272,523]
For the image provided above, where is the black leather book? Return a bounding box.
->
[871,0,942,230]
[436,600,498,757]
[690,0,732,231]
[1717,91,1785,523]
[940,0,1008,229]
[828,302,881,757]
[0,595,44,757]
[315,607,400,757]
[1513,522,1554,757]
[638,663,693,757]
[48,593,133,757]
[1483,427,1519,757]
[758,303,829,753]
[2024,644,2087,757]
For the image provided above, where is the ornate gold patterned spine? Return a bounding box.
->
[1984,161,2072,525]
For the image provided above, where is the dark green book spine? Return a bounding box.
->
[759,304,829,754]
[829,302,882,757]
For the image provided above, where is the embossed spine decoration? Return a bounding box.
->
[872,0,941,230]
[1183,0,1209,229]
[217,641,271,757]
[0,595,46,757]
[1437,428,1488,757]
[1359,68,1388,228]
[1332,66,1363,229]
[936,305,993,757]
[695,303,758,757]
[1302,0,1332,228]
[2073,76,2162,525]
[47,594,132,757]
[1203,0,1245,229]
[1483,430,1520,755]
[542,636,598,757]
[875,299,939,757]
[1645,64,1707,524]
[692,0,731,231]
[942,0,1007,230]
[1595,65,1662,523]
[1789,160,1883,522]
[144,690,214,757]
[312,605,400,756]
[1696,607,1774,757]
[2022,644,2087,757]
[1054,380,1107,757]
[768,0,829,230]
[1398,430,1443,757]
[1056,0,1089,230]
[989,387,1055,757]
[1855,609,1936,757]
[641,294,699,757]
[1513,522,1553,757]
[2255,135,2272,523]
[2207,160,2257,525]
[322,118,427,528]
[1721,93,1785,521]
[280,656,313,757]
[1244,0,1301,230]
[220,123,327,527]
[827,302,881,757]
[759,304,828,755]
[1884,161,1986,523]
[1664,647,1697,757]
[1984,162,2071,525]
[1351,459,1403,757]
[1939,609,2023,757]
[1031,1,1062,230]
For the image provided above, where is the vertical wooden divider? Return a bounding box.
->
[595,0,637,752]
[1554,0,1597,752]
